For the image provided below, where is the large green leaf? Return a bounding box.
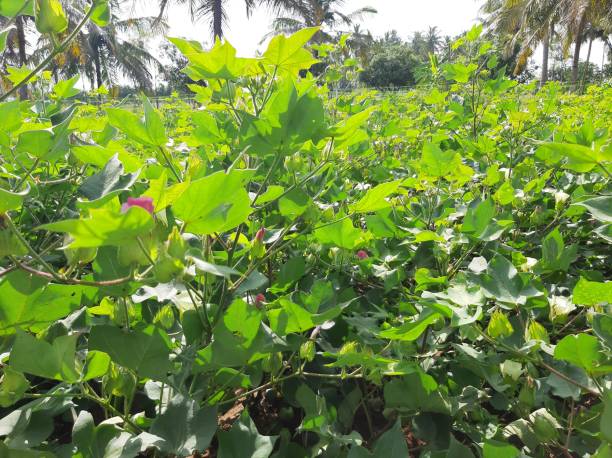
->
[88,325,171,380]
[572,196,612,223]
[313,218,364,250]
[350,180,401,214]
[263,27,319,74]
[34,0,68,34]
[106,97,167,147]
[554,333,607,374]
[573,278,612,306]
[0,271,92,335]
[150,393,216,456]
[40,206,154,248]
[10,332,79,382]
[173,169,251,234]
[218,411,277,458]
[78,155,140,202]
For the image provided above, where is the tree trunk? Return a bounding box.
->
[540,23,551,87]
[15,16,28,100]
[93,50,103,88]
[580,36,593,90]
[212,0,223,40]
[571,12,587,90]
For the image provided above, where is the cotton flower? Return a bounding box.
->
[121,197,154,215]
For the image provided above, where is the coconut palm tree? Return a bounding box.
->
[34,0,166,90]
[424,26,443,55]
[156,0,310,40]
[557,0,612,89]
[481,0,561,86]
[266,0,376,43]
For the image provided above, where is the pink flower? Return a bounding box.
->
[357,250,369,260]
[255,227,265,242]
[255,293,265,308]
[121,197,154,215]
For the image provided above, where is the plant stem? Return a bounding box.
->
[0,4,95,103]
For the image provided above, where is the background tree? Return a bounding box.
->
[267,0,376,43]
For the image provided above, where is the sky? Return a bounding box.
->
[130,0,607,74]
[143,0,484,56]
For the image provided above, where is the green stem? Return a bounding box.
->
[157,146,182,182]
[4,214,62,281]
[0,3,95,103]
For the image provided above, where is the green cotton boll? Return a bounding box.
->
[35,0,68,34]
[63,235,97,266]
[153,254,184,283]
[154,305,176,330]
[166,226,187,259]
[300,340,316,362]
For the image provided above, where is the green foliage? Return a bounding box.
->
[0,22,610,458]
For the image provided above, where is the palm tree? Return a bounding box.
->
[557,0,612,89]
[1,14,33,98]
[266,0,376,43]
[35,0,166,90]
[424,26,443,55]
[481,0,561,86]
[158,0,283,39]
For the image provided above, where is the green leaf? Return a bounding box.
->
[314,218,364,250]
[72,411,122,458]
[384,371,449,414]
[10,332,79,382]
[89,0,110,26]
[0,101,22,133]
[16,129,54,158]
[478,255,541,305]
[493,181,515,206]
[602,390,612,443]
[169,37,250,80]
[0,272,91,335]
[537,228,577,273]
[350,180,401,213]
[572,196,612,223]
[106,97,167,147]
[593,314,612,349]
[573,278,612,306]
[420,143,456,177]
[537,142,609,172]
[52,75,80,99]
[34,0,68,34]
[243,78,327,155]
[40,206,153,248]
[218,411,277,458]
[483,439,520,458]
[263,27,320,74]
[0,185,29,213]
[348,420,408,458]
[190,257,240,278]
[150,393,217,456]
[88,325,171,381]
[5,64,38,86]
[173,169,252,235]
[0,25,14,53]
[442,62,477,83]
[71,144,142,173]
[278,187,310,217]
[78,155,140,203]
[487,310,513,339]
[0,368,29,408]
[461,198,505,241]
[0,0,34,17]
[554,333,605,374]
[379,310,440,341]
